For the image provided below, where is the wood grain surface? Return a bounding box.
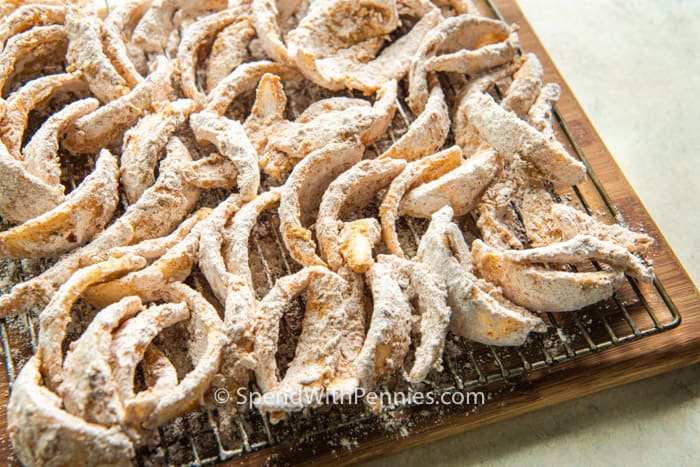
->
[0,0,698,465]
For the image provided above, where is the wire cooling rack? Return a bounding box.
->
[0,0,681,465]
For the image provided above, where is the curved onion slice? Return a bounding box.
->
[279,141,363,267]
[501,53,543,118]
[355,261,411,389]
[109,301,189,425]
[408,14,519,113]
[253,265,362,419]
[104,0,151,76]
[189,110,260,201]
[316,157,406,270]
[472,239,625,312]
[0,136,200,318]
[0,4,66,49]
[0,139,65,224]
[120,98,196,203]
[0,149,119,258]
[504,234,654,283]
[38,254,147,392]
[22,97,99,187]
[176,9,245,105]
[0,25,67,95]
[60,296,144,426]
[288,0,440,93]
[8,355,135,467]
[399,146,500,218]
[131,0,177,53]
[1,71,84,158]
[65,10,131,102]
[375,254,451,384]
[260,79,397,180]
[379,83,449,161]
[251,0,303,63]
[520,193,654,256]
[380,146,462,257]
[205,60,296,116]
[82,208,212,307]
[198,192,285,417]
[206,14,255,91]
[416,206,547,345]
[464,91,586,186]
[64,56,175,153]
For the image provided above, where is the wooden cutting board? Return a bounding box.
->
[0,0,698,465]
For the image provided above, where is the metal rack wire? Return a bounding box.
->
[0,0,681,465]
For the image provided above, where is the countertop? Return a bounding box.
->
[362,1,700,465]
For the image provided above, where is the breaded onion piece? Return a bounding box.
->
[408,14,518,113]
[198,193,244,306]
[65,10,131,102]
[338,218,381,274]
[206,15,255,91]
[1,71,84,158]
[261,79,397,179]
[110,301,190,424]
[251,0,294,63]
[103,206,209,261]
[504,234,654,283]
[198,192,260,401]
[453,64,518,155]
[121,98,196,203]
[400,146,501,218]
[176,9,243,105]
[60,296,144,426]
[376,254,451,384]
[104,0,151,76]
[8,355,135,467]
[137,345,178,404]
[38,254,147,392]
[317,157,406,270]
[279,141,363,267]
[0,140,65,224]
[205,60,296,115]
[200,191,281,409]
[521,195,654,255]
[0,137,200,318]
[64,56,175,153]
[380,146,462,257]
[0,149,119,259]
[182,152,238,190]
[355,261,412,389]
[0,4,66,49]
[22,97,99,187]
[241,72,288,152]
[82,208,212,307]
[380,83,449,161]
[473,154,534,250]
[501,53,543,118]
[416,206,546,345]
[131,0,177,53]
[464,91,586,186]
[254,266,362,417]
[528,82,561,140]
[288,0,440,93]
[472,239,625,312]
[101,18,144,89]
[189,110,260,201]
[143,282,226,428]
[0,25,67,94]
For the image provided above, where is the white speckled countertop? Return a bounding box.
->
[363,1,700,465]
